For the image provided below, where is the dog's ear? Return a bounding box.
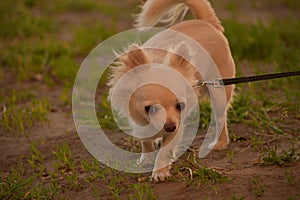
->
[120,44,149,69]
[170,42,192,67]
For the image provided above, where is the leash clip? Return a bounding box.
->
[196,78,224,88]
[212,78,224,88]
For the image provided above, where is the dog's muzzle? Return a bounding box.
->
[163,123,176,132]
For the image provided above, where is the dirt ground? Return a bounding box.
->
[1,0,300,199]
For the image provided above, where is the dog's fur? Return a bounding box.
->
[108,0,235,182]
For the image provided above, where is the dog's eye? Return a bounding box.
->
[145,105,158,114]
[176,102,185,111]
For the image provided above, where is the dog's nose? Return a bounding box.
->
[164,123,176,132]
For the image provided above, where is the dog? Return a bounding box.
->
[107,0,235,182]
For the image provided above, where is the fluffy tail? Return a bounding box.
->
[135,0,224,32]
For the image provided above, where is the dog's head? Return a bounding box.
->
[108,43,199,135]
[129,83,186,133]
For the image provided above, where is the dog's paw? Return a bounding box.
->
[151,167,170,182]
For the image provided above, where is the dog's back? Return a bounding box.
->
[135,0,235,83]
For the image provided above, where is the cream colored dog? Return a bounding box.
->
[108,0,235,182]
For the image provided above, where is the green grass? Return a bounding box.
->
[0,163,51,200]
[128,183,158,200]
[0,90,49,137]
[0,0,118,105]
[170,149,231,187]
[57,0,102,12]
[262,137,299,166]
[192,167,230,185]
[251,175,265,197]
[28,141,45,176]
[72,23,117,56]
[224,18,300,70]
[249,0,300,10]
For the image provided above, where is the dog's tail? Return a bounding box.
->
[135,0,224,32]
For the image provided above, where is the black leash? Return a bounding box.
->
[196,70,300,88]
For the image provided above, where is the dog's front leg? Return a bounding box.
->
[137,140,156,167]
[151,133,176,182]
